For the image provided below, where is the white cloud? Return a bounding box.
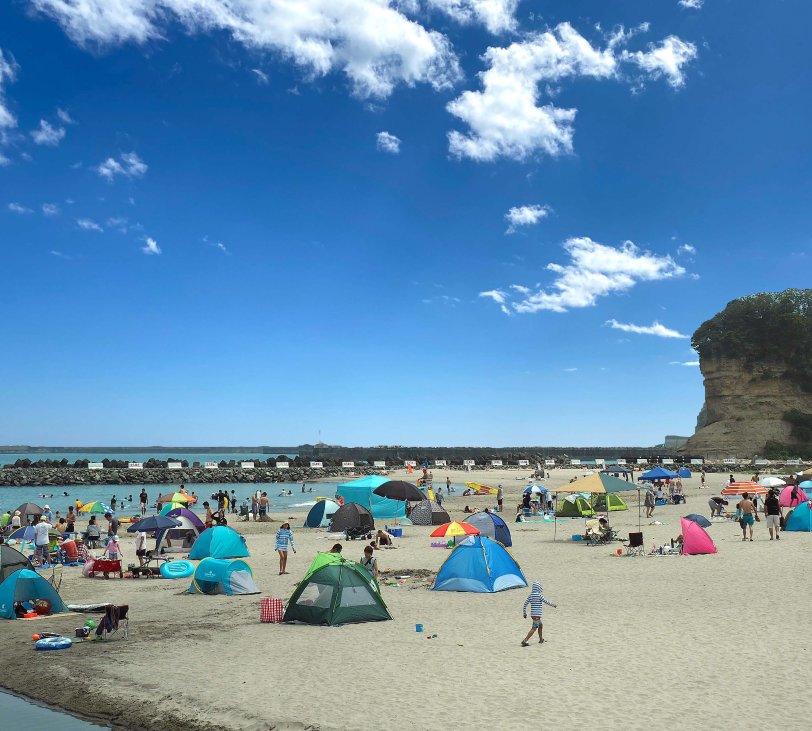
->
[622,36,698,89]
[606,319,689,338]
[479,288,511,315]
[447,23,696,161]
[0,49,18,130]
[251,68,269,85]
[31,119,67,146]
[678,0,703,8]
[76,217,103,232]
[42,202,59,216]
[8,202,33,214]
[427,0,518,34]
[28,0,461,99]
[670,360,700,366]
[483,237,684,314]
[0,152,9,166]
[142,236,161,255]
[56,108,76,124]
[505,204,550,233]
[97,151,148,181]
[106,216,130,232]
[678,243,696,255]
[50,250,72,259]
[563,367,578,372]
[212,241,229,253]
[376,131,401,154]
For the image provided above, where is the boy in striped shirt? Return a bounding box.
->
[521,581,557,646]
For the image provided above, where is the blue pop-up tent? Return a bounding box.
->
[0,569,68,619]
[784,501,812,531]
[305,499,340,528]
[432,535,526,593]
[639,466,679,481]
[189,526,249,560]
[464,511,513,547]
[187,558,260,595]
[336,476,406,520]
[678,467,692,478]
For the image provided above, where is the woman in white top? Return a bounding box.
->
[33,517,52,565]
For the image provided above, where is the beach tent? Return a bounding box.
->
[155,508,205,553]
[409,500,450,526]
[187,558,259,595]
[4,526,36,543]
[188,526,249,560]
[329,503,375,533]
[678,467,692,478]
[283,556,392,626]
[335,475,406,520]
[0,544,34,584]
[784,501,812,532]
[556,495,595,518]
[0,569,68,619]
[464,511,512,547]
[638,467,678,481]
[159,502,185,516]
[13,503,43,524]
[680,517,717,555]
[779,485,809,508]
[304,499,340,528]
[433,535,526,593]
[591,493,629,512]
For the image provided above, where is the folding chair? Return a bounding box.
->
[48,564,63,592]
[624,532,645,557]
[96,605,129,641]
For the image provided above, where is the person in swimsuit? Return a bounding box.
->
[737,493,756,541]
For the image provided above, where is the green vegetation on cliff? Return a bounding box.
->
[692,289,812,392]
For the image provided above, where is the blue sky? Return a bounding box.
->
[1,1,810,447]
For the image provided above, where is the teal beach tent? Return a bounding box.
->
[784,501,812,531]
[336,475,406,520]
[305,499,340,528]
[187,558,260,595]
[188,526,249,559]
[0,569,68,619]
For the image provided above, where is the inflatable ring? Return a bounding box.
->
[160,560,195,579]
[35,636,72,651]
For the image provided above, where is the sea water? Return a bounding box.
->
[0,689,106,729]
[0,482,341,518]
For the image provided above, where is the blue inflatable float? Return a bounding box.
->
[160,560,195,579]
[35,636,72,651]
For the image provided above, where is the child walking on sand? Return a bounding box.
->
[521,581,556,646]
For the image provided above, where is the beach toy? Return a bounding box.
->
[35,636,72,651]
[32,634,40,641]
[571,534,583,542]
[415,624,423,632]
[85,619,96,629]
[160,560,195,579]
[23,612,38,619]
[616,549,622,555]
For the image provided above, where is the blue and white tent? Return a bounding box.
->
[432,535,526,593]
[304,499,340,528]
[464,511,513,547]
[188,526,249,560]
[187,558,260,595]
[784,501,812,532]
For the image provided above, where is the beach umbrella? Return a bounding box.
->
[779,485,809,508]
[160,502,185,516]
[683,514,712,528]
[158,492,194,504]
[759,476,785,488]
[430,521,480,538]
[79,501,112,514]
[13,503,43,521]
[372,480,425,502]
[721,482,767,497]
[127,515,182,533]
[523,484,547,495]
[546,472,641,535]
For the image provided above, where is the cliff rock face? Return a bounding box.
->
[680,358,812,458]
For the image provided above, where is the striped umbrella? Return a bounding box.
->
[157,492,196,504]
[721,482,767,497]
[78,501,112,514]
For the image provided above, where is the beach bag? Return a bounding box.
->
[260,597,283,624]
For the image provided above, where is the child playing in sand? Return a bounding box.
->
[521,581,557,646]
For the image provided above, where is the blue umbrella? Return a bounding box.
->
[127,515,182,533]
[683,513,712,528]
[523,484,547,494]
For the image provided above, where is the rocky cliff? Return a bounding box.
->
[680,289,812,458]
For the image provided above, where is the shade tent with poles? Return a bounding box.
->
[545,472,641,537]
[638,467,678,481]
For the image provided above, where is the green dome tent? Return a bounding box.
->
[284,554,391,626]
[591,494,628,512]
[556,495,595,518]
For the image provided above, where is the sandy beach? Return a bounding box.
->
[2,468,811,731]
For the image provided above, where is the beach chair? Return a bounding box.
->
[624,532,645,557]
[48,564,63,592]
[96,605,129,641]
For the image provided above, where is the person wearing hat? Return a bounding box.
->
[105,534,121,560]
[11,511,21,529]
[33,516,53,566]
[43,505,53,522]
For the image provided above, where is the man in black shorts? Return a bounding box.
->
[139,489,148,516]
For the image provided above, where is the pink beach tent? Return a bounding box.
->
[680,517,717,555]
[779,485,809,508]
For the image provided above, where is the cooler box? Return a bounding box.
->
[386,527,402,538]
[260,597,283,623]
